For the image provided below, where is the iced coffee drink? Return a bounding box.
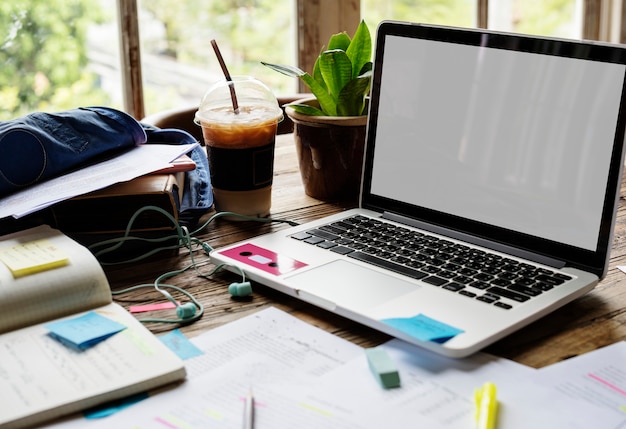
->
[195,76,283,217]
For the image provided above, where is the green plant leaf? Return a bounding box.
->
[312,57,327,93]
[319,49,352,100]
[298,72,337,116]
[337,71,372,116]
[260,62,305,78]
[287,103,326,116]
[327,32,351,51]
[262,61,335,115]
[346,20,372,79]
[358,61,373,77]
[262,20,371,118]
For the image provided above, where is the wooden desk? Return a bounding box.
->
[104,133,626,369]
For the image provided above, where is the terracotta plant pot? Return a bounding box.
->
[285,98,367,201]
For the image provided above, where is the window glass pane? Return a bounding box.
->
[361,0,476,30]
[0,0,120,120]
[489,0,582,39]
[137,0,295,116]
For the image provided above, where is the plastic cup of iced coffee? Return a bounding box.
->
[194,76,283,217]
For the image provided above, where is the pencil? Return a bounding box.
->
[243,388,255,429]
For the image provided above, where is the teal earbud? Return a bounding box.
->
[228,281,252,297]
[175,302,198,319]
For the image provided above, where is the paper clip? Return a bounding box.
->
[474,382,498,429]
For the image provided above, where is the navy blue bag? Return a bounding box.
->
[0,107,212,224]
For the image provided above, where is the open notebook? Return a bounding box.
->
[212,21,626,358]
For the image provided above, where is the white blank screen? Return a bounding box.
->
[370,35,625,251]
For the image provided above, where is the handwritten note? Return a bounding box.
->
[0,238,69,278]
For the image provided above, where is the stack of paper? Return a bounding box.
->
[47,307,626,428]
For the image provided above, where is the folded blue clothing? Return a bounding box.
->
[0,106,212,226]
[0,106,146,197]
[142,124,213,225]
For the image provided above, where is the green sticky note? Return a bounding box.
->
[382,313,463,343]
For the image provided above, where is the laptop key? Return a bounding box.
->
[320,224,347,235]
[421,265,440,274]
[490,278,512,287]
[291,232,312,240]
[307,228,340,241]
[486,286,530,302]
[442,282,464,292]
[534,281,554,291]
[331,246,353,255]
[536,274,566,286]
[317,241,337,249]
[477,294,499,304]
[347,251,428,280]
[304,236,325,245]
[508,283,543,297]
[423,276,448,286]
[335,238,354,246]
[469,280,490,290]
[494,302,513,309]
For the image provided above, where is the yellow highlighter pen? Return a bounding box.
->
[475,382,498,429]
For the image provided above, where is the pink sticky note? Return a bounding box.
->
[129,302,178,313]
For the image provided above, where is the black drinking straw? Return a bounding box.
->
[211,39,239,114]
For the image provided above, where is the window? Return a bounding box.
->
[136,0,296,117]
[362,0,476,28]
[2,0,622,121]
[0,0,121,120]
[488,0,583,39]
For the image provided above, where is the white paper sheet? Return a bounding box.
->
[0,143,198,219]
[319,339,624,428]
[44,308,626,428]
[534,341,626,420]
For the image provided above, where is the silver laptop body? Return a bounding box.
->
[211,21,626,357]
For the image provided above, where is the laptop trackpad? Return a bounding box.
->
[286,260,418,313]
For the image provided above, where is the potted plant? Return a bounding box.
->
[262,20,372,201]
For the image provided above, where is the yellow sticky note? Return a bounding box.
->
[0,238,69,278]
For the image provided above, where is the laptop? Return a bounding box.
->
[211,21,626,357]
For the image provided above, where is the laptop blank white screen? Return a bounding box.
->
[370,35,625,251]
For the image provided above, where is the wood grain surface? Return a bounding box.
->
[104,134,626,368]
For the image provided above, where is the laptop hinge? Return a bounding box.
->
[382,212,567,269]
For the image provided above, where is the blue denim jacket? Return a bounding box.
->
[141,124,213,224]
[0,107,212,224]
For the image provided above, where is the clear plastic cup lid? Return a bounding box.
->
[195,76,283,125]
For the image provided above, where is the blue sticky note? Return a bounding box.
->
[83,392,149,419]
[45,311,127,351]
[159,329,204,360]
[382,313,464,343]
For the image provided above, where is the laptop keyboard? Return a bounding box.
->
[290,215,573,310]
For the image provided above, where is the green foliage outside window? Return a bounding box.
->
[0,0,110,120]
